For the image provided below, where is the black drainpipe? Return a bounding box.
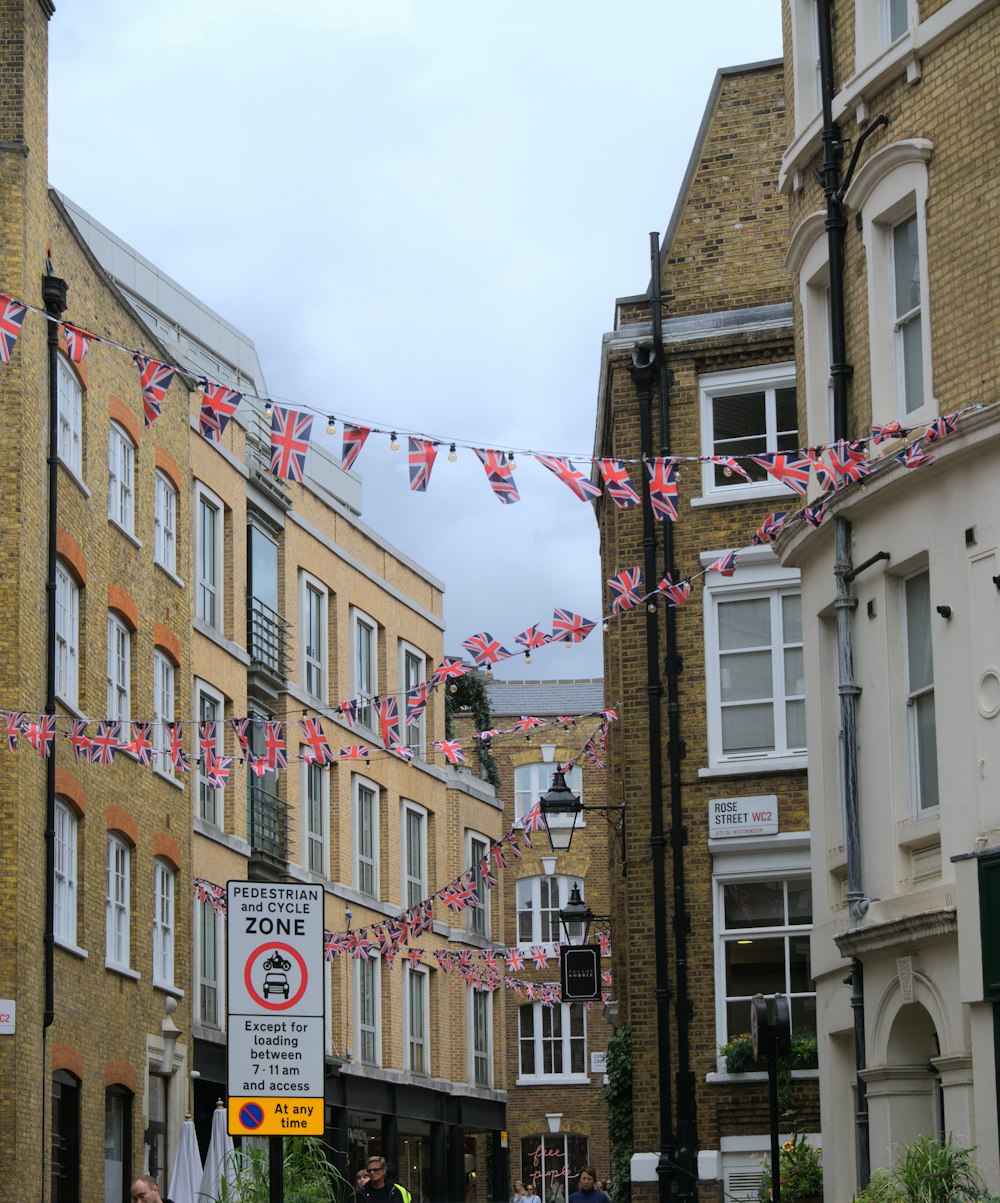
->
[630,270,674,1203]
[649,234,697,1200]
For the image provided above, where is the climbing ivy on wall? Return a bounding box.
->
[604,1023,632,1203]
[444,673,501,789]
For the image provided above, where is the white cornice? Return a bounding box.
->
[835,907,956,957]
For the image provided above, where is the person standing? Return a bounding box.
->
[359,1155,412,1203]
[130,1176,174,1203]
[512,1180,541,1203]
[568,1167,609,1203]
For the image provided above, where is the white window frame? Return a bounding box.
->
[404,963,430,1076]
[300,572,328,702]
[790,0,823,133]
[153,860,175,988]
[153,470,177,576]
[303,759,328,876]
[401,801,427,910]
[903,568,939,814]
[517,1001,587,1084]
[351,607,378,732]
[105,834,131,971]
[54,799,79,948]
[106,612,131,725]
[466,830,491,938]
[697,363,798,504]
[355,954,382,1067]
[516,874,578,947]
[847,139,934,430]
[57,354,82,480]
[353,774,379,897]
[400,641,427,755]
[514,761,584,827]
[195,483,223,631]
[55,561,80,709]
[787,213,835,448]
[855,0,914,61]
[107,421,135,535]
[711,837,814,1070]
[469,985,493,1088]
[196,896,223,1028]
[196,681,225,828]
[701,548,805,774]
[153,651,175,780]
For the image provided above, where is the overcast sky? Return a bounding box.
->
[47,1,782,683]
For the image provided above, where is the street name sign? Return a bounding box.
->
[226,881,325,1136]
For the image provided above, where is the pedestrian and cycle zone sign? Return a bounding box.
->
[226,881,325,1136]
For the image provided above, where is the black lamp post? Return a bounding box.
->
[537,769,626,863]
[558,882,595,946]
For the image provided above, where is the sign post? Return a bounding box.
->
[560,945,601,1002]
[226,881,325,1139]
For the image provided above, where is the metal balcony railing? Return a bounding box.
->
[247,595,291,678]
[249,785,289,863]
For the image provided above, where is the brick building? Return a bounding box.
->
[0,2,194,1200]
[594,61,817,1203]
[483,678,614,1198]
[777,0,1000,1195]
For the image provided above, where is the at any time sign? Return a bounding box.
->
[226,882,325,1137]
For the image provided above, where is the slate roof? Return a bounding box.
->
[485,678,604,718]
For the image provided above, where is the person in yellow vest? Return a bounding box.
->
[360,1155,412,1203]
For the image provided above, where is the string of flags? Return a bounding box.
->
[0,290,975,503]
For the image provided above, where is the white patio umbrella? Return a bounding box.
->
[169,1115,203,1203]
[198,1100,239,1202]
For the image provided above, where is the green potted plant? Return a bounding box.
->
[854,1134,995,1203]
[719,1032,757,1074]
[219,1136,345,1203]
[757,1132,822,1203]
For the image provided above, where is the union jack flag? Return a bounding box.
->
[204,753,234,790]
[90,721,122,765]
[871,422,905,445]
[390,742,415,762]
[408,437,438,492]
[505,947,525,972]
[482,949,498,971]
[531,946,550,969]
[339,745,369,760]
[431,657,469,687]
[167,722,189,773]
[473,448,520,504]
[924,413,959,443]
[227,717,251,760]
[132,354,176,427]
[749,453,813,497]
[456,880,479,909]
[607,566,643,614]
[645,457,679,522]
[24,714,55,757]
[407,947,425,967]
[199,383,242,442]
[413,900,435,934]
[434,949,454,972]
[298,716,335,766]
[490,844,507,872]
[341,424,370,470]
[439,883,469,912]
[0,295,27,363]
[600,708,618,723]
[658,575,693,607]
[803,501,829,527]
[514,715,543,732]
[264,721,287,770]
[478,857,498,891]
[534,455,602,502]
[710,455,754,484]
[752,511,788,544]
[707,550,739,577]
[602,970,613,983]
[69,718,91,763]
[405,679,434,727]
[63,323,95,364]
[5,712,25,752]
[324,931,351,960]
[350,935,374,962]
[478,728,499,741]
[807,448,840,493]
[525,983,537,1001]
[520,802,545,833]
[461,631,512,666]
[599,930,613,957]
[596,458,641,508]
[433,738,465,765]
[515,624,551,651]
[828,439,871,485]
[270,406,313,482]
[457,949,475,970]
[551,609,596,644]
[376,696,400,748]
[127,721,155,766]
[584,739,606,768]
[337,700,356,728]
[895,440,936,470]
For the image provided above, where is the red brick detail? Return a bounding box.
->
[51,1042,84,1079]
[54,769,85,816]
[57,332,88,390]
[106,804,138,846]
[154,445,183,492]
[104,1061,137,1092]
[56,528,87,586]
[108,395,140,447]
[107,583,139,631]
[152,832,182,871]
[153,623,182,667]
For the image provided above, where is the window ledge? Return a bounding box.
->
[154,981,184,998]
[106,962,140,981]
[706,1070,818,1085]
[153,765,185,792]
[699,756,807,779]
[55,937,88,960]
[690,485,794,508]
[56,695,87,721]
[193,816,251,857]
[516,1074,590,1087]
[897,813,941,851]
[155,561,185,589]
[108,517,142,549]
[59,461,90,498]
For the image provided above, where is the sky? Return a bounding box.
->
[47,1,783,682]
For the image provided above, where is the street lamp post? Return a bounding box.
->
[536,770,626,863]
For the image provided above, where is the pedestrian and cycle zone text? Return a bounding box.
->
[227,882,324,1135]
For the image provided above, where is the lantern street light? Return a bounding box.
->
[558,882,595,947]
[536,769,627,865]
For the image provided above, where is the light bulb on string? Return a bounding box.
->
[507,451,517,470]
[448,444,457,463]
[524,651,532,665]
[390,432,399,451]
[647,601,658,613]
[263,398,273,417]
[723,465,733,478]
[603,621,610,633]
[327,416,336,436]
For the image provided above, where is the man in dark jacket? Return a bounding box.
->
[360,1155,412,1203]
